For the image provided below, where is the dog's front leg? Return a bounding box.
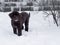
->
[17,27,22,36]
[22,25,24,29]
[13,27,17,34]
[11,20,17,34]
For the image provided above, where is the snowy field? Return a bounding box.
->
[0,11,60,45]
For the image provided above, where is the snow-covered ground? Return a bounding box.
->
[0,11,60,45]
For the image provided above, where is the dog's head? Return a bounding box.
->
[9,11,20,22]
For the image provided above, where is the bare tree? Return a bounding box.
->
[43,0,58,26]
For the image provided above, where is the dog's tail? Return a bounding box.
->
[29,12,30,17]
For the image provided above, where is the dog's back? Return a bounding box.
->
[21,12,30,17]
[20,12,30,23]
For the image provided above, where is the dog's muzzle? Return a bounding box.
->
[14,19,19,22]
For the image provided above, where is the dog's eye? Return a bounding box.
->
[14,15,16,17]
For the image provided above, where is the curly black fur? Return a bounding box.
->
[9,11,30,36]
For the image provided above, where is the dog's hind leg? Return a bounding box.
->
[25,18,29,32]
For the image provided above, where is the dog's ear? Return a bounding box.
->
[9,13,13,19]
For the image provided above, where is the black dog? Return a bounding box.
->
[9,11,30,36]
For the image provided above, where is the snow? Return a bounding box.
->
[0,11,60,45]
